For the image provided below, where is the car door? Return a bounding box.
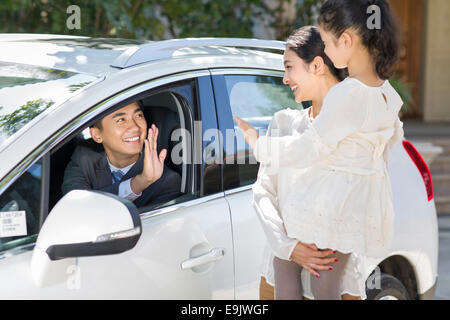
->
[0,73,235,299]
[211,69,304,299]
[71,75,234,299]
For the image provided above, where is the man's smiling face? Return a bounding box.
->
[90,102,148,166]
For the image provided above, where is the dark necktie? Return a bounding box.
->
[111,170,124,184]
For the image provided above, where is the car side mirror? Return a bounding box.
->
[30,190,142,287]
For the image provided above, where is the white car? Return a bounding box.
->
[0,34,438,299]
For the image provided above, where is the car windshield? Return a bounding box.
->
[0,61,101,144]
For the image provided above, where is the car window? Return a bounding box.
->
[0,62,101,146]
[224,74,303,186]
[0,160,42,252]
[48,78,206,215]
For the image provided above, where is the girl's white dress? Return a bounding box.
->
[252,77,404,298]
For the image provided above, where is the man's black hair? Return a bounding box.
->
[90,100,143,130]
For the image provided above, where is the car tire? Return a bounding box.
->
[366,273,410,300]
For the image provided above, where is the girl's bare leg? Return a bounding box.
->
[341,294,362,300]
[260,277,311,300]
[259,277,274,300]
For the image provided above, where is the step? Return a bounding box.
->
[427,139,450,155]
[430,155,450,174]
[412,138,450,155]
[403,119,450,139]
[408,140,444,166]
[436,196,450,215]
[432,173,450,198]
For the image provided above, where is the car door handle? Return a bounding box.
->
[180,247,225,270]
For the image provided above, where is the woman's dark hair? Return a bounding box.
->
[286,26,349,82]
[318,0,400,79]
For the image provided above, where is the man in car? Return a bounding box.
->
[61,101,182,207]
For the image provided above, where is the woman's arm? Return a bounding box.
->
[236,113,337,276]
[251,114,298,260]
[254,83,367,168]
[383,116,404,163]
[252,163,298,260]
[388,117,404,150]
[253,169,336,278]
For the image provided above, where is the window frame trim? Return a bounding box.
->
[140,192,225,221]
[211,68,289,192]
[39,153,50,229]
[209,68,284,77]
[196,75,222,196]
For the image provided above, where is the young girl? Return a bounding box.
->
[236,0,404,299]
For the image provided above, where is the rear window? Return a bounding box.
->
[0,62,101,144]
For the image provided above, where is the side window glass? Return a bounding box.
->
[224,75,303,186]
[50,81,200,216]
[0,160,42,252]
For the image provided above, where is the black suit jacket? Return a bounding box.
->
[61,140,182,208]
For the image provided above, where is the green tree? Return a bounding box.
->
[0,99,54,136]
[255,76,303,116]
[271,0,325,40]
[0,0,270,40]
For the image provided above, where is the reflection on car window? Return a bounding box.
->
[0,160,42,252]
[224,75,303,186]
[225,75,302,132]
[0,62,101,144]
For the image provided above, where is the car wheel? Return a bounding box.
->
[366,273,410,300]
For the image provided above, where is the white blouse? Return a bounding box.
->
[252,77,404,259]
[255,107,369,299]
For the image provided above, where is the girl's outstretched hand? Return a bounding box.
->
[233,116,259,149]
[289,242,337,279]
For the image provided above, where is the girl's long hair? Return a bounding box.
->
[318,0,400,80]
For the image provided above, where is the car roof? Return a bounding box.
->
[0,34,285,76]
[0,34,150,75]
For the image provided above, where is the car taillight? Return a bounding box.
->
[402,140,434,201]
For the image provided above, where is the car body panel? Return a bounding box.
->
[0,196,234,299]
[376,140,438,294]
[73,197,235,299]
[224,187,267,299]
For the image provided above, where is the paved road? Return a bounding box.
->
[436,215,450,300]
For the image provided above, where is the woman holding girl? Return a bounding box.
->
[235,0,404,300]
